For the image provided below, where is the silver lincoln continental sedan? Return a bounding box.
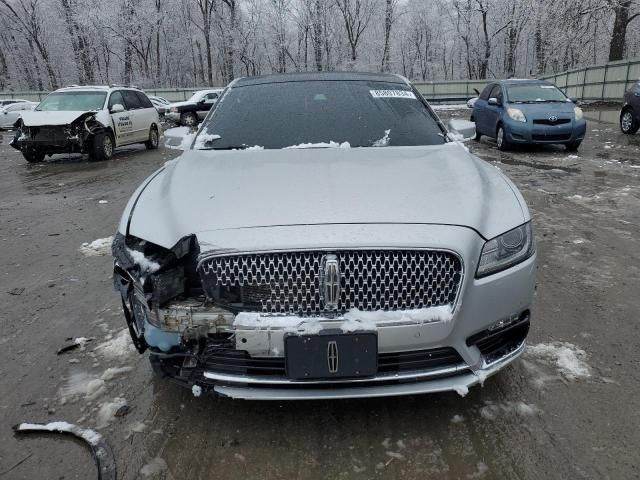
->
[112,72,536,400]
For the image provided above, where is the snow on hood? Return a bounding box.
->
[168,100,196,109]
[126,144,527,249]
[19,110,97,126]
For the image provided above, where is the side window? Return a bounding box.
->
[122,90,143,110]
[480,85,493,100]
[489,85,503,103]
[108,91,125,110]
[135,91,154,109]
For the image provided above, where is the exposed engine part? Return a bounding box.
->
[13,421,117,480]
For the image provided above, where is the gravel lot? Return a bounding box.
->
[0,106,639,479]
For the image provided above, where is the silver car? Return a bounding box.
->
[0,101,38,129]
[112,72,536,400]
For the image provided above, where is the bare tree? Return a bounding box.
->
[608,0,640,60]
[380,0,398,72]
[335,0,375,63]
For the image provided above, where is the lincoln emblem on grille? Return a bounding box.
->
[320,254,340,310]
[327,341,339,373]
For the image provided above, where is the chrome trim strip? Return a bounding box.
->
[203,363,468,386]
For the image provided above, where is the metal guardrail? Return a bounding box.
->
[540,58,640,101]
[2,59,637,103]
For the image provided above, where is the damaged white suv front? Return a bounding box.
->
[11,85,160,162]
[112,72,536,400]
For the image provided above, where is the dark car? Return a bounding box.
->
[166,89,223,126]
[472,80,586,151]
[620,80,640,135]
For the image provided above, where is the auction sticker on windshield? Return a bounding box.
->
[370,90,416,99]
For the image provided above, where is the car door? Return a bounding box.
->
[121,90,147,141]
[108,90,135,146]
[484,84,504,138]
[133,91,159,137]
[196,92,219,119]
[473,84,493,135]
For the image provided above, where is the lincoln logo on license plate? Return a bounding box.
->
[327,341,339,373]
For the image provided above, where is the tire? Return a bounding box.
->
[565,141,581,152]
[180,112,197,127]
[620,108,639,135]
[496,125,509,151]
[22,150,45,163]
[145,126,159,150]
[89,131,114,161]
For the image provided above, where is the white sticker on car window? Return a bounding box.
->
[540,85,555,89]
[370,90,416,99]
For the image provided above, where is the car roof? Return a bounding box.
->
[231,71,409,87]
[497,79,555,86]
[54,85,145,93]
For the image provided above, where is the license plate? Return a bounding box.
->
[285,332,377,380]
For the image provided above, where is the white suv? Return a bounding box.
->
[10,85,161,162]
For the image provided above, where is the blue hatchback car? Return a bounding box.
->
[472,80,586,151]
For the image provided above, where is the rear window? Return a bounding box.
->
[506,84,569,103]
[135,91,154,109]
[37,91,107,111]
[198,80,445,150]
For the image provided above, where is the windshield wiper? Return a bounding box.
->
[198,145,251,150]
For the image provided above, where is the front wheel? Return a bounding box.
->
[620,109,639,135]
[22,150,45,163]
[496,126,509,151]
[180,112,197,127]
[145,126,159,150]
[565,141,581,152]
[89,131,114,161]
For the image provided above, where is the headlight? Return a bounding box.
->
[170,107,178,113]
[574,106,583,120]
[507,108,526,123]
[477,222,535,278]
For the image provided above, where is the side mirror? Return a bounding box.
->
[447,119,476,142]
[110,103,125,113]
[488,97,500,106]
[569,97,578,104]
[164,126,196,150]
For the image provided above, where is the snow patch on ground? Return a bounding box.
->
[96,397,127,429]
[164,126,196,150]
[94,329,137,361]
[451,414,464,424]
[526,341,591,379]
[466,461,489,478]
[140,457,168,477]
[62,372,106,401]
[101,366,134,381]
[79,236,113,256]
[192,385,202,397]
[480,401,541,420]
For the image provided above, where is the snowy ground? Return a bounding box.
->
[0,105,639,479]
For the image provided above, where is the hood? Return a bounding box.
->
[168,100,195,109]
[127,144,527,249]
[510,101,576,117]
[19,110,97,126]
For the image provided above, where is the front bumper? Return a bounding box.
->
[116,247,536,399]
[504,118,586,145]
[165,112,181,122]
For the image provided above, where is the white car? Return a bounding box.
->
[10,85,161,163]
[0,98,29,108]
[149,95,170,115]
[0,101,38,129]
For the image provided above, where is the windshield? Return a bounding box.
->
[187,92,203,103]
[37,91,107,111]
[506,84,568,103]
[197,80,445,150]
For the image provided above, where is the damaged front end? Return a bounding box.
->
[11,113,105,156]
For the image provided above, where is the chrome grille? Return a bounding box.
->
[199,250,463,316]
